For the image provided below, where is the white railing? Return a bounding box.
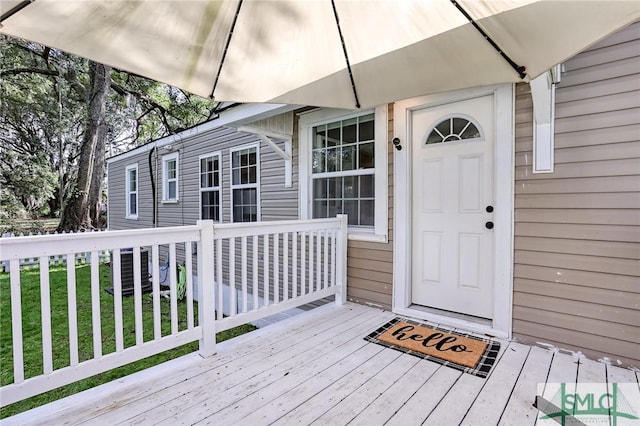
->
[0,216,347,407]
[1,231,111,272]
[211,215,348,332]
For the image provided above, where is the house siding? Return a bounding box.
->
[108,121,297,231]
[512,22,640,367]
[346,103,394,310]
[107,108,395,307]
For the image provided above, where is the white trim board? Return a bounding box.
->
[106,103,300,165]
[297,106,388,242]
[392,84,514,339]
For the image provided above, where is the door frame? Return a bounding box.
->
[392,84,514,339]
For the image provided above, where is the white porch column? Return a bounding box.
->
[197,220,216,357]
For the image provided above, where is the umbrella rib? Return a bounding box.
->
[330,0,361,109]
[450,0,527,79]
[210,0,244,99]
[0,0,34,23]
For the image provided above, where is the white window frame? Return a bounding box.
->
[125,163,138,219]
[199,152,222,222]
[162,152,179,203]
[299,106,388,242]
[230,143,261,222]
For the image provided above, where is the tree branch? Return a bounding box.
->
[1,66,88,98]
[0,67,58,77]
[111,80,177,133]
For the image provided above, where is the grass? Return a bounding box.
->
[0,264,256,419]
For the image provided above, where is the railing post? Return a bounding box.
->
[335,214,348,305]
[197,220,216,357]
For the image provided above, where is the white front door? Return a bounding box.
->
[411,94,495,319]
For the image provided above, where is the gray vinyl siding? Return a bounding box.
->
[108,124,298,231]
[107,108,394,307]
[346,103,394,310]
[512,22,640,367]
[107,151,155,230]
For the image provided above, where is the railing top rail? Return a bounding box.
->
[0,225,203,261]
[211,218,343,239]
[0,218,345,261]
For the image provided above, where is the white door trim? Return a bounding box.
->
[392,84,515,339]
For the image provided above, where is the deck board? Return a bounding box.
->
[349,358,442,426]
[461,342,531,425]
[498,346,553,426]
[3,303,637,426]
[422,340,511,425]
[301,353,420,425]
[386,363,460,426]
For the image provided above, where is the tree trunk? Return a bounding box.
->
[58,62,111,232]
[89,121,107,227]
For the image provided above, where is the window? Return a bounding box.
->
[426,116,481,144]
[162,152,179,202]
[125,164,138,219]
[199,153,221,221]
[299,107,388,242]
[230,145,259,222]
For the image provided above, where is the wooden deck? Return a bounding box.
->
[4,303,638,425]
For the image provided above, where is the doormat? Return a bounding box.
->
[364,317,500,378]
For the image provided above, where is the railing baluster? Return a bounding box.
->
[308,232,314,294]
[10,260,24,383]
[241,236,248,313]
[39,257,53,374]
[316,231,322,291]
[67,254,79,364]
[292,231,298,298]
[90,251,102,358]
[331,231,336,288]
[283,232,289,301]
[252,235,259,311]
[169,243,178,335]
[151,245,161,340]
[185,242,194,329]
[216,239,223,320]
[323,231,329,290]
[273,233,279,304]
[300,232,306,296]
[263,234,269,307]
[229,238,237,316]
[133,247,144,345]
[113,249,124,351]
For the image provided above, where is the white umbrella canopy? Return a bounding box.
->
[1,0,639,109]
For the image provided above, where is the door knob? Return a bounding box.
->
[485,221,494,229]
[486,205,494,213]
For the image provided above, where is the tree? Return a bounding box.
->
[0,36,218,230]
[0,41,87,219]
[57,62,110,230]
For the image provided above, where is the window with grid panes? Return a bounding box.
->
[231,146,259,222]
[125,164,138,218]
[311,113,375,227]
[199,153,221,221]
[162,152,179,202]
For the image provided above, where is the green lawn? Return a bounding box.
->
[0,264,256,419]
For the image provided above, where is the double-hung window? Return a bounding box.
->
[230,145,259,222]
[199,152,221,221]
[300,107,388,241]
[162,152,179,202]
[125,164,138,219]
